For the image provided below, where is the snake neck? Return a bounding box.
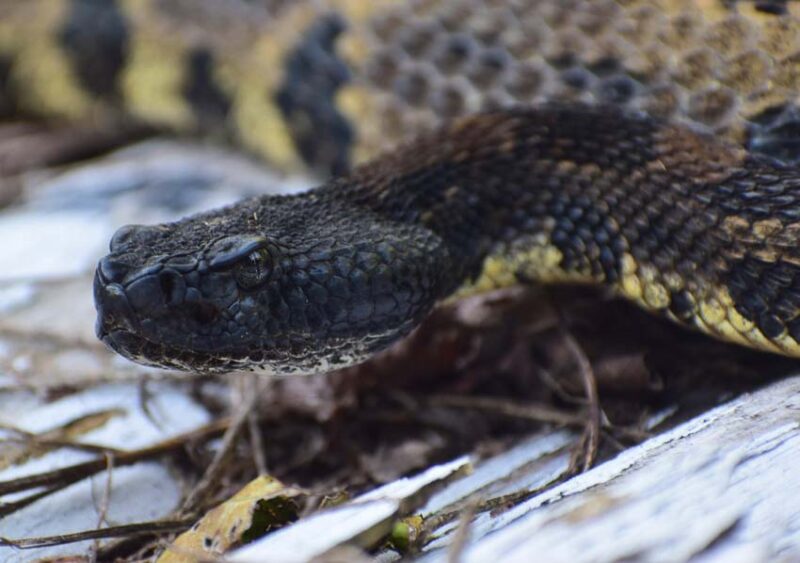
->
[321,104,800,359]
[323,105,716,293]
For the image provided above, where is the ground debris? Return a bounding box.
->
[0,282,794,561]
[159,475,304,562]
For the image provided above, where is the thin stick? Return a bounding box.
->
[138,378,163,432]
[447,499,479,563]
[0,487,66,518]
[560,325,601,472]
[420,474,573,549]
[248,408,268,476]
[0,418,230,497]
[427,394,584,427]
[0,422,125,456]
[180,387,259,513]
[0,518,197,549]
[93,453,115,529]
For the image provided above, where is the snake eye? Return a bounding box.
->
[233,248,272,290]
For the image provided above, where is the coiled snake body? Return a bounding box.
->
[4,0,800,372]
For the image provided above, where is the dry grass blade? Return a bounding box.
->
[0,486,66,518]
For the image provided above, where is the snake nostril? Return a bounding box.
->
[98,256,130,284]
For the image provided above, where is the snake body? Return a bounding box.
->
[3,1,800,173]
[94,104,800,374]
[4,1,800,372]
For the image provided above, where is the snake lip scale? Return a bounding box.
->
[94,104,800,374]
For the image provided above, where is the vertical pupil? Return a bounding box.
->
[248,251,264,282]
[234,249,269,289]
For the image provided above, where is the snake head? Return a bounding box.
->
[93,195,449,374]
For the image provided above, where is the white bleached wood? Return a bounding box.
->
[229,456,471,563]
[421,376,800,562]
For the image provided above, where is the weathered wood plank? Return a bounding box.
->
[230,456,471,562]
[423,376,800,561]
[229,376,800,561]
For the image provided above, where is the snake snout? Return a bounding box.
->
[93,270,137,339]
[96,253,190,329]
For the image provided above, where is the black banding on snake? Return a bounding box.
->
[275,12,354,177]
[58,0,130,100]
[182,47,233,130]
[94,104,800,374]
[0,55,14,117]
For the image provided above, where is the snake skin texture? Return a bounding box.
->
[3,0,800,372]
[93,105,800,373]
[3,1,800,172]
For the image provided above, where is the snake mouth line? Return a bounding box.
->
[94,257,228,366]
[94,269,302,374]
[99,326,343,376]
[94,276,165,368]
[94,268,194,370]
[100,327,236,373]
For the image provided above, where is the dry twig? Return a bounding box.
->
[248,408,268,476]
[0,418,230,498]
[180,379,263,514]
[427,394,583,427]
[447,499,479,563]
[561,327,601,472]
[0,519,197,549]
